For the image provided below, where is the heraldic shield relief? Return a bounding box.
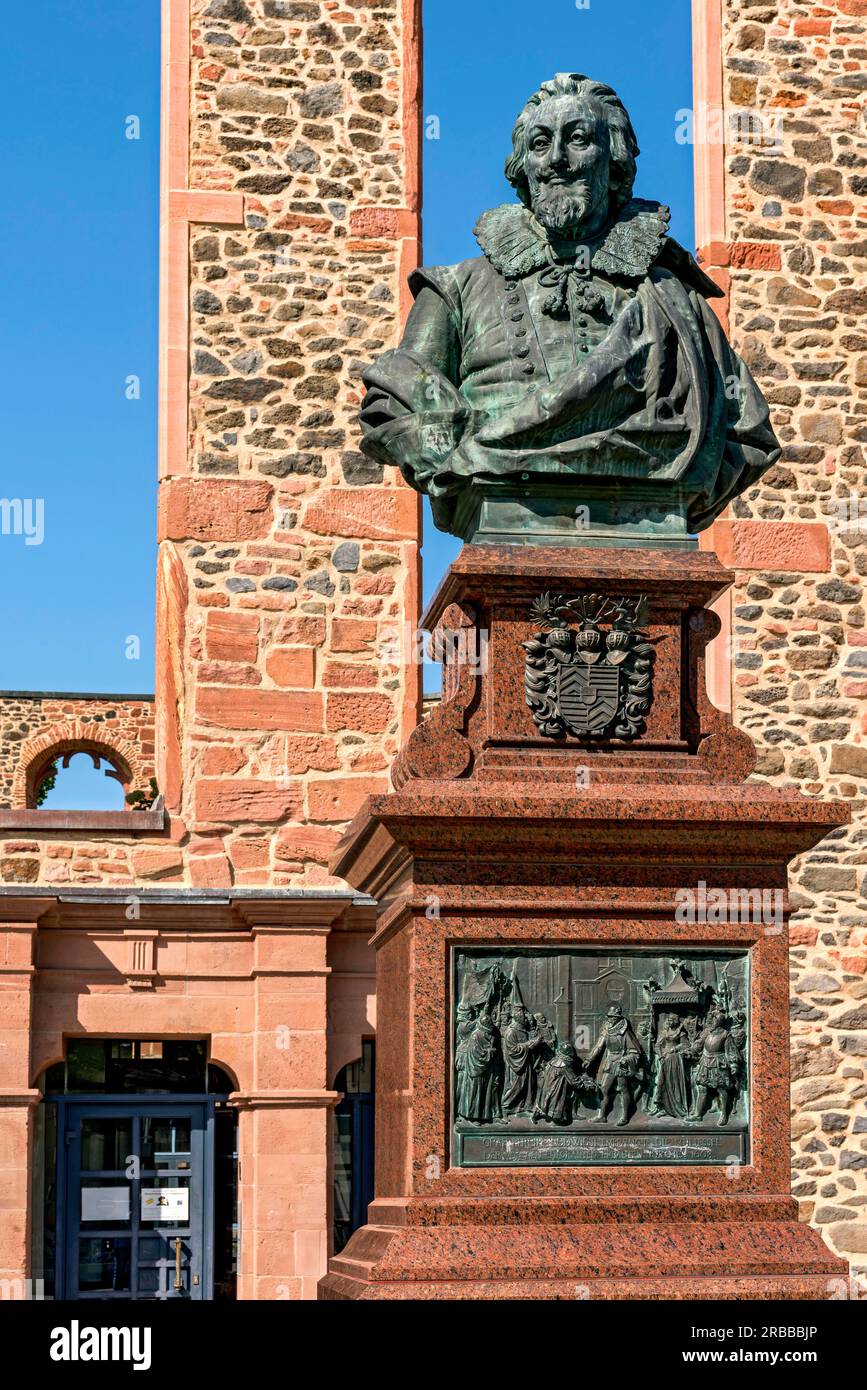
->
[523,591,654,741]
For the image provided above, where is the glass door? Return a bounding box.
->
[63,1101,211,1300]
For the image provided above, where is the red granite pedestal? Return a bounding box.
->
[319,546,849,1300]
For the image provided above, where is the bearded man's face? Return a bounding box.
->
[523,96,611,238]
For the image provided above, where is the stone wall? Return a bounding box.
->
[0,692,158,888]
[0,693,156,809]
[155,0,422,889]
[704,0,867,1279]
[0,0,421,893]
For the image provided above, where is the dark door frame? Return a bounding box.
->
[47,1094,216,1301]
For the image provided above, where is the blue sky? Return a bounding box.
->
[420,0,695,605]
[1,0,693,798]
[0,1,161,696]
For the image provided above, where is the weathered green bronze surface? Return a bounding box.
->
[453,948,749,1166]
[360,73,779,547]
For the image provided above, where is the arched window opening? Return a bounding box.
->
[31,748,129,811]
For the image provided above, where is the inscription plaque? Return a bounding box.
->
[452,947,749,1167]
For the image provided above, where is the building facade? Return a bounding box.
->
[695,0,867,1281]
[0,0,422,1302]
[0,0,864,1301]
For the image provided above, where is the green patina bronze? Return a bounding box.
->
[360,73,780,548]
[452,948,750,1167]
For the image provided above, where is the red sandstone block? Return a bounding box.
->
[326,692,394,734]
[1,932,38,968]
[817,200,854,215]
[794,18,832,34]
[303,488,418,541]
[843,681,867,697]
[696,241,730,268]
[159,478,273,543]
[323,661,378,688]
[189,834,224,855]
[274,212,332,233]
[265,648,316,688]
[195,780,302,824]
[349,751,388,772]
[790,926,818,946]
[331,618,377,652]
[729,241,782,270]
[189,854,233,889]
[341,599,381,619]
[229,838,271,870]
[199,661,261,686]
[131,847,185,880]
[167,190,244,225]
[348,207,417,239]
[257,996,327,1038]
[840,955,866,974]
[233,869,271,887]
[270,736,340,775]
[276,616,326,646]
[837,0,867,15]
[167,816,188,844]
[275,826,342,865]
[199,746,247,776]
[255,1035,325,1091]
[307,777,389,822]
[254,933,326,976]
[355,575,395,596]
[708,520,829,573]
[196,686,323,732]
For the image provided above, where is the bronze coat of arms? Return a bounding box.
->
[523,591,654,741]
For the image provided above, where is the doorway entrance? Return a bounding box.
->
[35,1040,237,1301]
[62,1100,210,1300]
[333,1041,375,1254]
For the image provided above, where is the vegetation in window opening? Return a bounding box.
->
[126,776,160,811]
[34,761,59,807]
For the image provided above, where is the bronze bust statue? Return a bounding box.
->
[360,73,779,547]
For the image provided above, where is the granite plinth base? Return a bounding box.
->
[319,546,850,1303]
[320,1199,845,1301]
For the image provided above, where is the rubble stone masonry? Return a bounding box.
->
[158,0,422,890]
[698,0,867,1276]
[0,693,157,886]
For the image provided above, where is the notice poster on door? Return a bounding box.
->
[81,1186,131,1221]
[141,1187,189,1221]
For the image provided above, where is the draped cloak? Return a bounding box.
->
[455,1019,501,1123]
[360,200,779,536]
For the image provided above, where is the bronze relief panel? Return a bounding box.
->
[452,947,749,1166]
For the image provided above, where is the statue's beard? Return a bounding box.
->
[532,182,602,238]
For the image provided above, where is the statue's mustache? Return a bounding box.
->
[533,184,592,220]
[538,171,587,183]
